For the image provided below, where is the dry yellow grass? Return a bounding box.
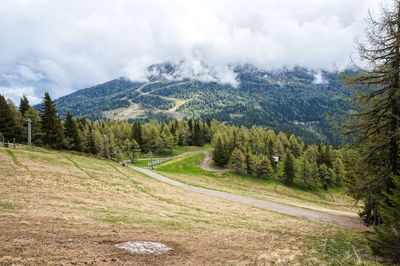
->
[0,146,375,265]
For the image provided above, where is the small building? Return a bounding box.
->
[272,156,279,163]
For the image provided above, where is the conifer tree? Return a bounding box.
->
[368,176,400,263]
[0,95,18,141]
[193,121,204,146]
[19,95,30,117]
[257,155,274,178]
[213,137,228,167]
[301,157,312,187]
[343,2,400,259]
[131,122,143,147]
[318,164,330,190]
[64,111,82,151]
[245,152,257,176]
[124,139,141,163]
[332,157,345,185]
[283,152,296,185]
[161,125,174,150]
[86,125,98,155]
[187,118,194,145]
[229,147,246,174]
[39,92,64,149]
[289,134,302,157]
[206,118,211,127]
[344,0,400,229]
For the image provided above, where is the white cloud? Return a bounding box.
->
[312,71,328,85]
[17,65,44,82]
[0,0,388,103]
[0,86,41,105]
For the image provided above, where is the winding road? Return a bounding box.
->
[128,151,369,231]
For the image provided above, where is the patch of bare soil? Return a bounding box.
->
[0,214,199,265]
[0,212,309,265]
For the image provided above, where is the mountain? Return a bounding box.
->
[54,64,348,144]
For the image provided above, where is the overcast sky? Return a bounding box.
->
[0,0,388,105]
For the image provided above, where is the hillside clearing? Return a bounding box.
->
[150,153,363,217]
[130,164,366,230]
[0,146,376,265]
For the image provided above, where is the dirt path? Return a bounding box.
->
[135,151,225,171]
[174,150,228,171]
[128,164,369,231]
[135,77,165,96]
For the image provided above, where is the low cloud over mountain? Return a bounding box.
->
[0,0,386,104]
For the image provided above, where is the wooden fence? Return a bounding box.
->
[147,157,171,167]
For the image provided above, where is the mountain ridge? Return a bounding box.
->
[54,64,347,144]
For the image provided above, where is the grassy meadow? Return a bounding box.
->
[0,146,377,265]
[149,153,362,217]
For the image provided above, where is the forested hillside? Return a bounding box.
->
[54,65,348,144]
[1,91,349,193]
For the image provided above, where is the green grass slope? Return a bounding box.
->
[152,153,362,217]
[0,146,376,265]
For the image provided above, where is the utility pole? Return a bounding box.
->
[27,118,32,146]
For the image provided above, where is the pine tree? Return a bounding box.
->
[213,137,228,167]
[124,139,141,163]
[245,152,257,177]
[131,122,143,147]
[368,175,400,263]
[19,95,30,117]
[283,152,296,185]
[206,118,211,127]
[170,120,176,135]
[289,134,302,157]
[161,125,174,150]
[301,157,312,188]
[188,118,194,145]
[228,147,246,174]
[0,95,18,141]
[39,92,64,149]
[318,164,330,190]
[268,139,274,159]
[332,157,345,185]
[86,125,98,155]
[64,111,82,151]
[257,155,274,178]
[344,0,400,227]
[193,121,204,146]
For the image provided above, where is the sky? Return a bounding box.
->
[0,0,388,105]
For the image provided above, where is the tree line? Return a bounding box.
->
[1,91,348,192]
[0,92,211,162]
[211,124,348,190]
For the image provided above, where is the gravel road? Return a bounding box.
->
[128,162,369,231]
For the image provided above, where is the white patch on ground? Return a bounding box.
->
[115,241,173,255]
